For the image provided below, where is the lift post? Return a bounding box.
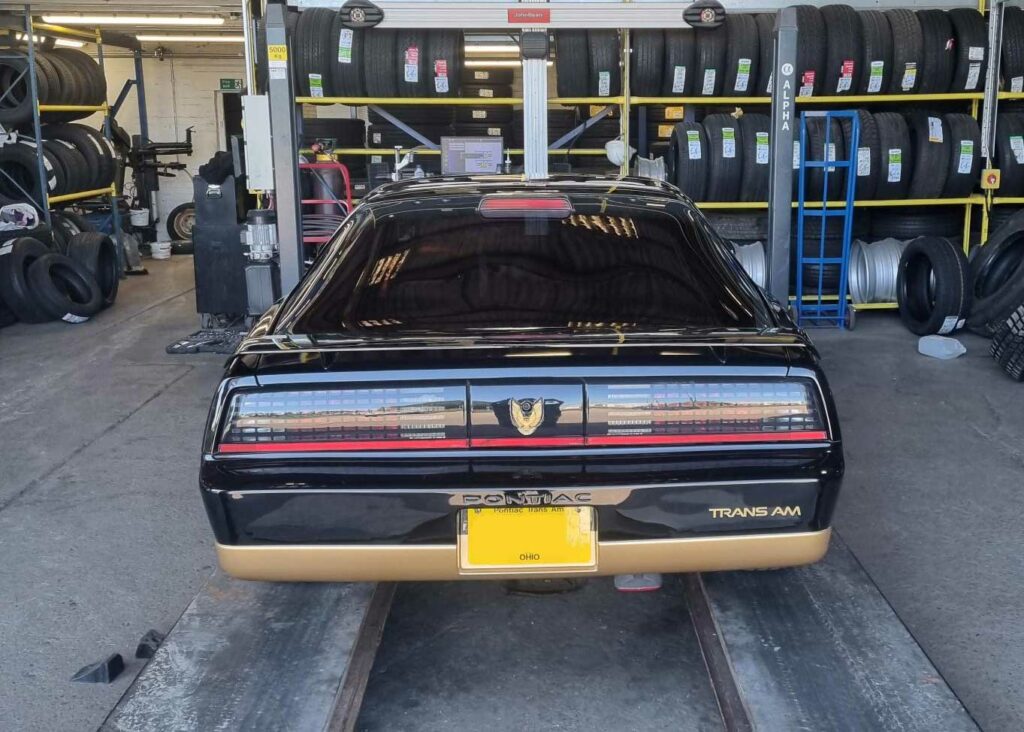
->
[767,7,798,306]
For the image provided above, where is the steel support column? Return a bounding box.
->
[24,5,50,224]
[266,0,304,293]
[521,34,548,179]
[767,7,798,305]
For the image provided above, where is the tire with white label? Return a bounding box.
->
[840,109,879,201]
[821,5,862,96]
[942,113,981,198]
[738,114,770,202]
[367,124,453,149]
[794,6,826,97]
[857,10,893,95]
[995,113,1024,196]
[1002,7,1024,94]
[328,14,365,96]
[454,106,513,124]
[0,140,62,197]
[885,10,923,94]
[804,116,846,202]
[916,10,956,95]
[967,210,1024,335]
[426,30,463,98]
[27,253,102,322]
[0,237,52,323]
[949,8,987,93]
[872,112,912,199]
[703,114,742,202]
[461,68,514,86]
[723,14,759,97]
[364,29,398,97]
[395,30,428,97]
[452,123,509,141]
[587,30,621,98]
[460,84,513,100]
[41,123,107,190]
[668,121,708,201]
[295,8,334,97]
[662,29,696,96]
[991,305,1024,381]
[754,13,775,96]
[694,26,727,97]
[43,140,86,196]
[906,112,950,199]
[555,31,590,98]
[630,30,664,97]
[897,236,970,335]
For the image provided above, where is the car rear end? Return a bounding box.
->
[200,178,844,581]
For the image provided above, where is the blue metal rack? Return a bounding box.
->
[794,110,859,328]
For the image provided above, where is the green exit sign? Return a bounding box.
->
[220,78,242,91]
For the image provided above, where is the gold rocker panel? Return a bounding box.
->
[216,528,832,582]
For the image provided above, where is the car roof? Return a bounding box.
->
[359,174,689,207]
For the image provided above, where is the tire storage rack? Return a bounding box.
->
[0,8,142,327]
[265,0,1024,364]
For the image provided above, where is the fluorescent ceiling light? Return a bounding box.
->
[136,34,244,43]
[43,15,225,26]
[465,59,551,68]
[465,44,520,55]
[17,33,85,48]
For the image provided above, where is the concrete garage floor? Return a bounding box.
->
[0,257,1021,731]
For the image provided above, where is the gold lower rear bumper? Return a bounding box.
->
[216,528,831,582]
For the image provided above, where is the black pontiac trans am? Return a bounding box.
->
[200,176,844,581]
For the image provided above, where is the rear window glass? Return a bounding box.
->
[288,199,763,334]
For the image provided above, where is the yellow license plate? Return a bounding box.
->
[458,506,597,573]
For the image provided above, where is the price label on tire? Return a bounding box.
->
[702,69,716,95]
[1011,135,1024,164]
[735,59,751,92]
[338,29,354,64]
[722,127,736,158]
[799,70,815,97]
[928,116,943,143]
[837,60,854,93]
[888,148,902,182]
[672,66,687,93]
[309,73,324,98]
[1013,76,1024,93]
[665,107,685,120]
[755,132,769,164]
[793,141,801,170]
[598,71,611,97]
[472,110,487,120]
[958,140,974,174]
[857,147,871,177]
[686,130,702,159]
[867,61,884,93]
[404,46,419,83]
[901,62,917,91]
[966,63,981,90]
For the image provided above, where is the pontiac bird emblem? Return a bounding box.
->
[510,398,544,436]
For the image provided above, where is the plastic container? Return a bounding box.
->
[130,208,150,227]
[150,240,172,260]
[918,335,967,360]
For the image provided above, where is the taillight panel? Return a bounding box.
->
[214,378,828,454]
[586,379,827,446]
[217,385,468,452]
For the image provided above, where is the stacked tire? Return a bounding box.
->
[0,123,116,202]
[292,16,465,99]
[0,232,118,327]
[575,7,993,102]
[0,48,106,128]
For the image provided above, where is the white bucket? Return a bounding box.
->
[151,240,172,260]
[130,208,150,227]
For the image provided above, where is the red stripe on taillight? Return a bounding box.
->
[585,431,829,447]
[217,438,470,453]
[470,436,585,448]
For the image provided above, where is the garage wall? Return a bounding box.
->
[89,52,245,241]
